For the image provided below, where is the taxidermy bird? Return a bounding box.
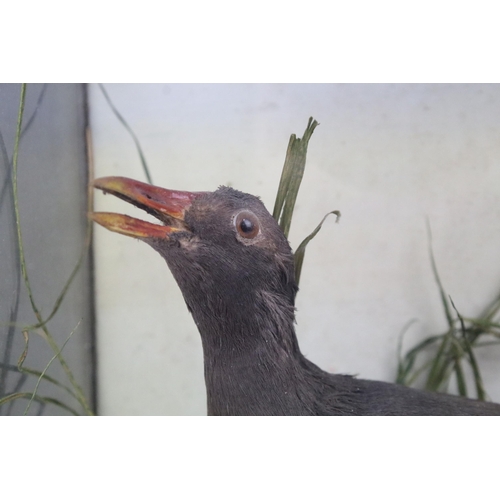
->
[91,176,500,415]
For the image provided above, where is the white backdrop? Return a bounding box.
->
[89,84,500,415]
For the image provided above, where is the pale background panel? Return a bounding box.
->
[89,83,500,415]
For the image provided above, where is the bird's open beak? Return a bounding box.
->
[90,176,205,239]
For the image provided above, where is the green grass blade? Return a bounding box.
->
[293,210,340,285]
[399,334,443,365]
[272,117,319,238]
[426,219,454,327]
[0,392,80,416]
[463,317,500,331]
[454,359,467,396]
[98,83,153,185]
[482,295,500,322]
[404,358,439,386]
[449,297,487,400]
[273,134,295,223]
[475,340,500,347]
[17,330,29,370]
[11,84,93,415]
[12,201,93,332]
[397,324,414,384]
[465,342,487,400]
[398,224,498,399]
[24,321,81,415]
[13,324,81,402]
[397,334,443,385]
[0,362,78,400]
[425,333,452,391]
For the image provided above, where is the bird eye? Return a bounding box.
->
[234,211,260,239]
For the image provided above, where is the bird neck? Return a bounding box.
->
[191,287,300,355]
[188,288,309,415]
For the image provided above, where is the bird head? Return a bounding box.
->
[91,177,298,336]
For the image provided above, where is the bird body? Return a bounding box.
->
[92,177,500,416]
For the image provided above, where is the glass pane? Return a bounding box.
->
[0,83,95,416]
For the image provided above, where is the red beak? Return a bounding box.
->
[90,176,206,239]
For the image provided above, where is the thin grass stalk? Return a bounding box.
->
[13,199,94,332]
[14,330,79,400]
[397,333,443,383]
[396,334,442,384]
[449,336,467,396]
[475,341,500,347]
[10,365,78,400]
[396,319,418,383]
[479,291,500,322]
[453,358,467,396]
[404,358,439,386]
[24,321,81,415]
[293,210,340,285]
[426,220,454,328]
[98,84,153,185]
[425,332,452,391]
[450,297,487,400]
[0,392,79,416]
[398,219,498,398]
[0,85,49,411]
[464,317,500,331]
[11,84,93,415]
[464,341,487,400]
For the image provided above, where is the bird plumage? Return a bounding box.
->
[92,178,500,415]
